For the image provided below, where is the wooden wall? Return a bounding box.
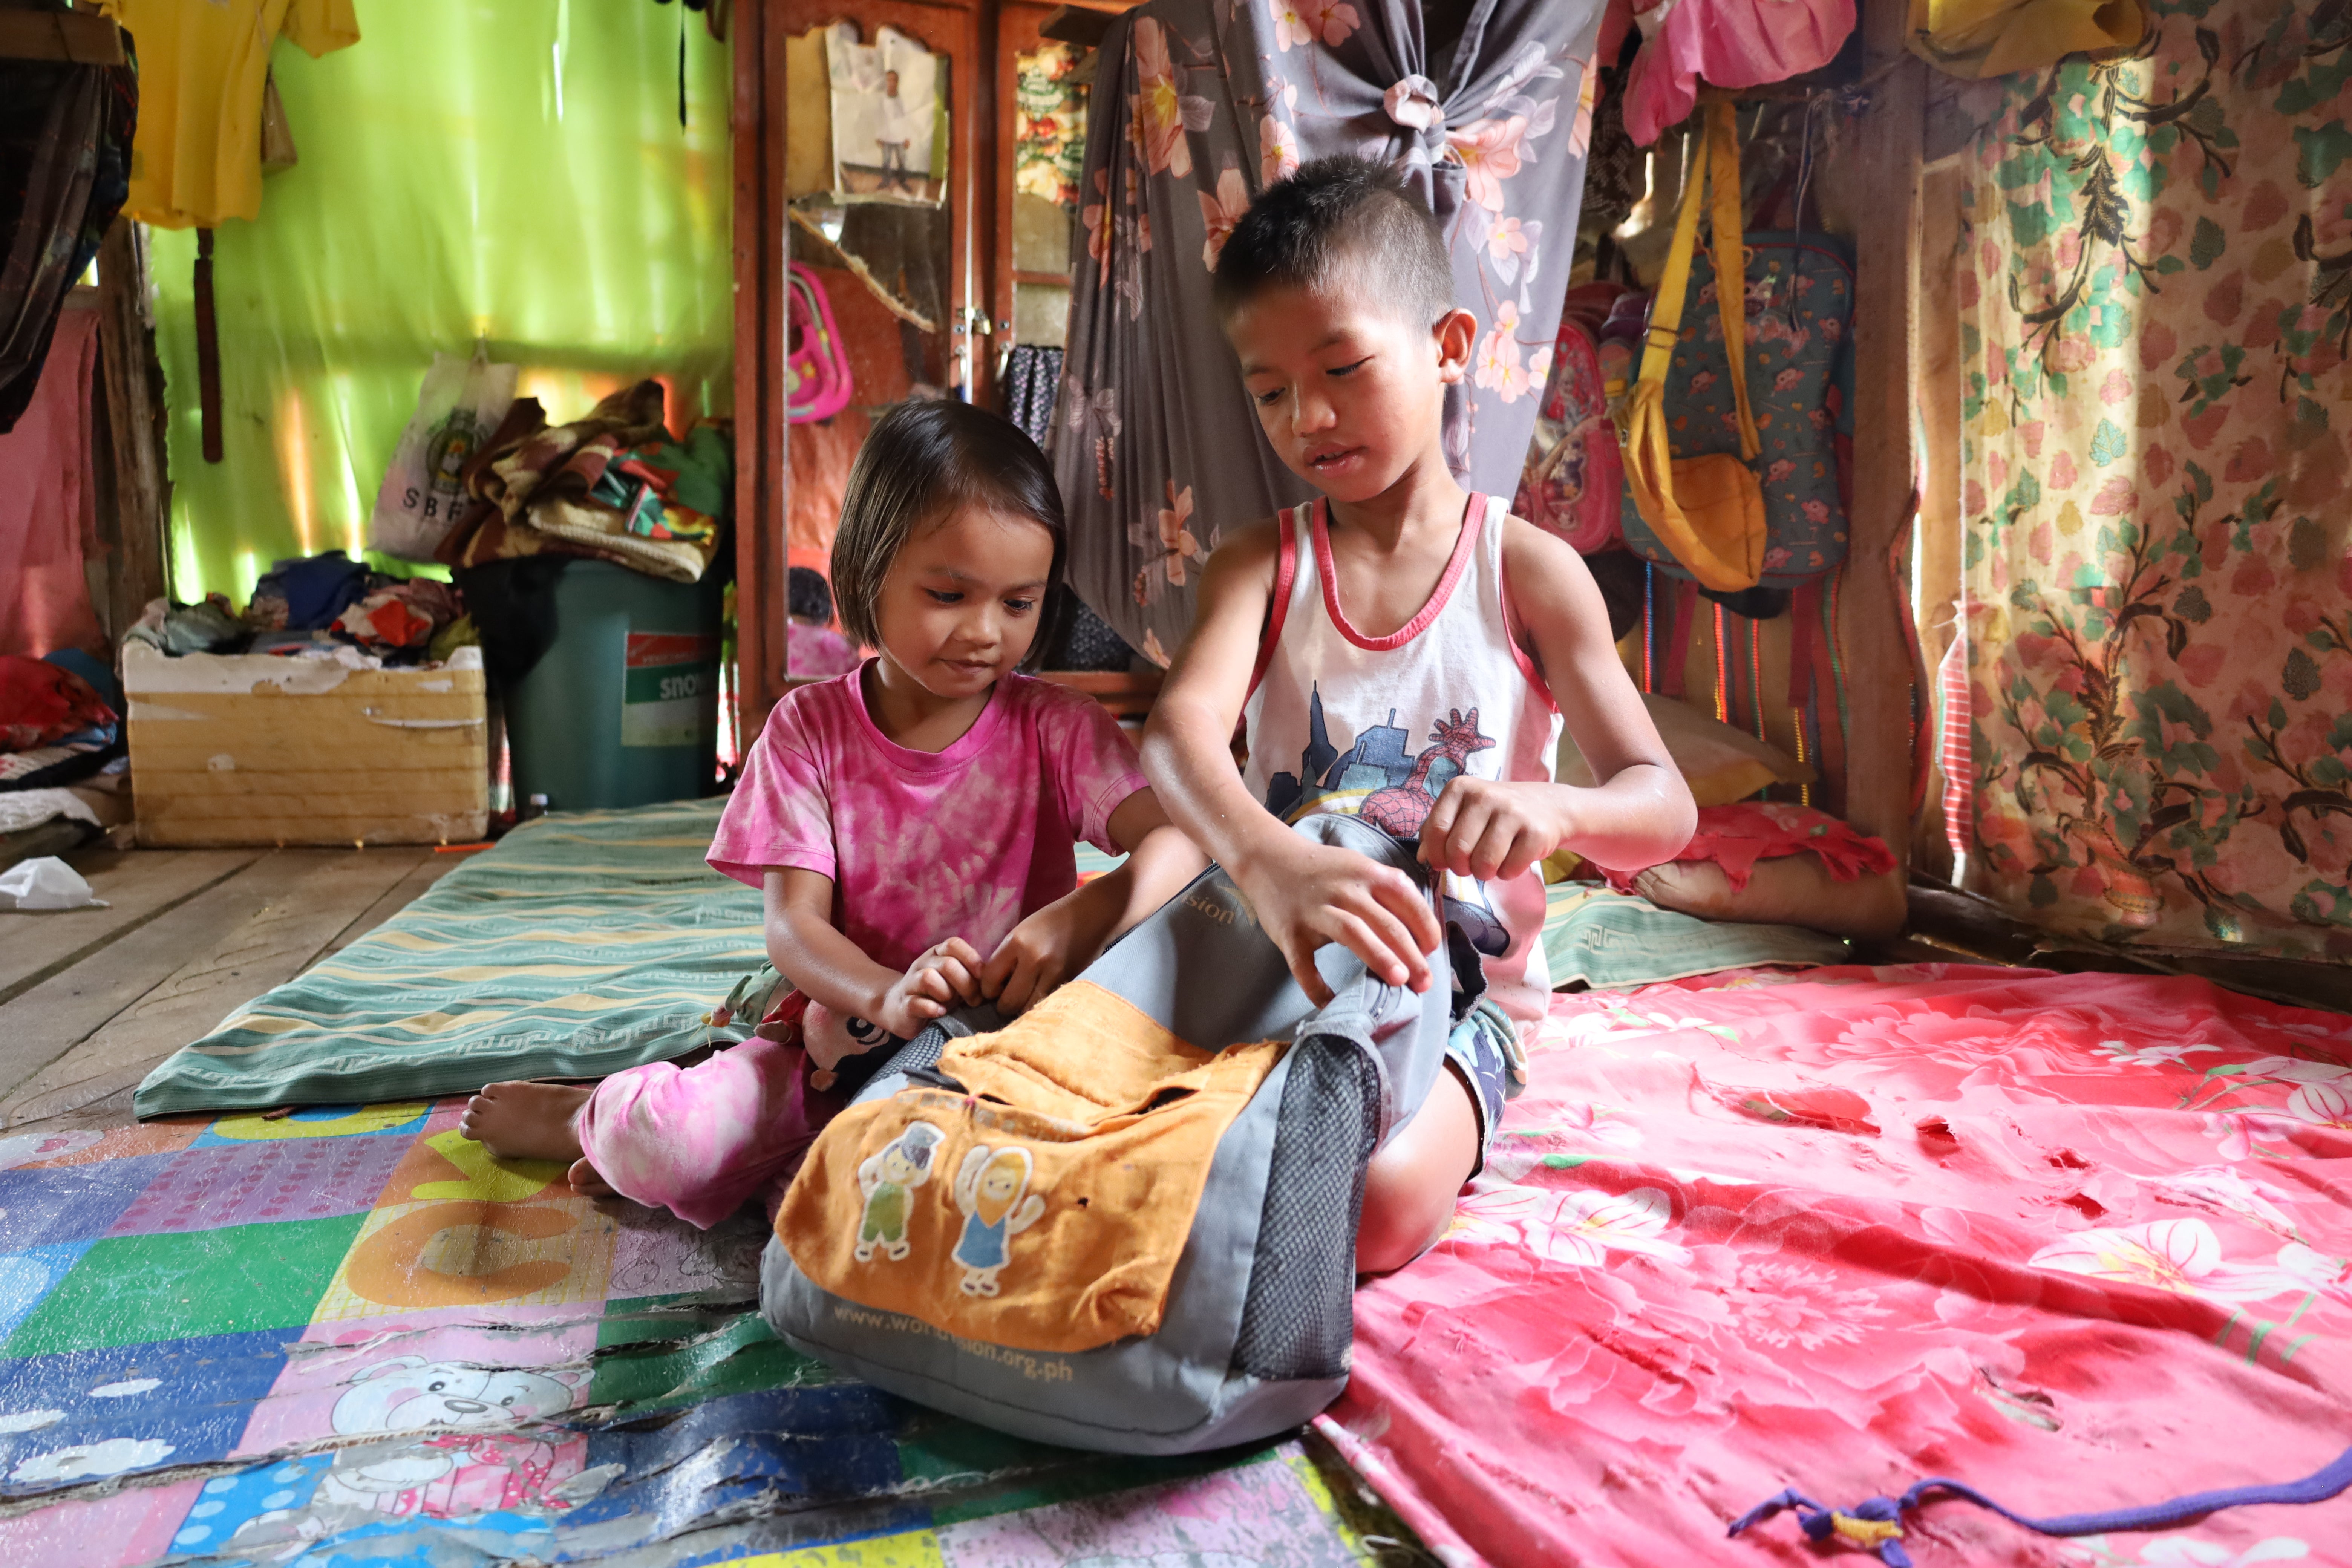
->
[732,0,794,738]
[1839,0,1929,870]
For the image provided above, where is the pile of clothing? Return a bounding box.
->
[436,381,732,585]
[126,551,477,668]
[0,651,130,860]
[0,652,120,791]
[120,594,245,657]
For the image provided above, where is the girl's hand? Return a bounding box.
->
[983,888,1111,1017]
[1418,778,1570,883]
[873,939,986,1038]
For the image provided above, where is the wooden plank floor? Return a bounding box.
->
[0,844,467,1130]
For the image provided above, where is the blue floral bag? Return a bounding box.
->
[1619,231,1856,588]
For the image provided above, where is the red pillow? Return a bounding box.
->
[0,655,117,752]
[1606,802,1897,893]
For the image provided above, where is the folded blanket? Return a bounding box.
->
[441,383,729,583]
[1606,801,1897,893]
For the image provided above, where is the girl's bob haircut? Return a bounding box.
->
[827,399,1069,670]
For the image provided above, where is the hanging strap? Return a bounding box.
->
[194,229,222,465]
[1638,101,1756,459]
[1728,1442,2352,1567]
[785,264,854,423]
[1619,100,1761,591]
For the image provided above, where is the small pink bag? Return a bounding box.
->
[1610,0,1857,146]
[787,263,854,424]
[1515,292,1628,555]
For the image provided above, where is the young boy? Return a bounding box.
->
[1141,156,1697,1275]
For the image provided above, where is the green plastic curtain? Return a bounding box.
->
[146,0,733,603]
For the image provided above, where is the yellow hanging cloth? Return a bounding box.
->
[1905,0,2148,80]
[1620,100,1766,594]
[92,0,360,229]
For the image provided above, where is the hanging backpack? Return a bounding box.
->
[761,812,1470,1455]
[1618,101,1856,591]
[787,263,854,424]
[1516,283,1630,554]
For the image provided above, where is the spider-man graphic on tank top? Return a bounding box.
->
[1241,494,1564,1027]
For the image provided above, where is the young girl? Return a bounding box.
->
[463,400,1205,1227]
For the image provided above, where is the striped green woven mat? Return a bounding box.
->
[135,801,759,1117]
[141,806,1842,1118]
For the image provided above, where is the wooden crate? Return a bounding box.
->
[125,643,490,847]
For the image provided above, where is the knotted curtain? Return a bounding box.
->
[1058,0,1606,664]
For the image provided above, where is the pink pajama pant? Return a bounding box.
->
[573,1034,821,1230]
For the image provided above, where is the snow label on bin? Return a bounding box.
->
[621,632,720,749]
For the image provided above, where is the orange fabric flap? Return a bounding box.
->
[934,981,1220,1124]
[776,983,1287,1354]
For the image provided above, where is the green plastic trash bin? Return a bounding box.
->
[505,561,725,811]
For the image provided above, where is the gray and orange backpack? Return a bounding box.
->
[760,812,1473,1453]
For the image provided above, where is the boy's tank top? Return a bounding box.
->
[1240,492,1564,1026]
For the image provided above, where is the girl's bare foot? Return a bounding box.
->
[459,1081,593,1165]
[567,1158,615,1198]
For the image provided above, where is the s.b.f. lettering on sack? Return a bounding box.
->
[369,347,519,563]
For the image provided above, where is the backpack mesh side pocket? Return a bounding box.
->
[877,1028,948,1081]
[1232,1034,1380,1383]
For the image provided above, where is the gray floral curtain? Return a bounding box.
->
[1058,0,1606,664]
[2,50,135,432]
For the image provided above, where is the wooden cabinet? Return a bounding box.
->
[782,0,984,396]
[732,0,1134,733]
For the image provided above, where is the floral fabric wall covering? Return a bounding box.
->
[1058,0,1605,664]
[1958,0,2352,960]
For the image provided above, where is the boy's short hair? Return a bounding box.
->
[1211,155,1455,329]
[830,398,1068,667]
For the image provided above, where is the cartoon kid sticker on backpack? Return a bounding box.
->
[951,1144,1046,1297]
[856,1122,943,1262]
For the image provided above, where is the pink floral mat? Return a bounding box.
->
[1329,963,2352,1567]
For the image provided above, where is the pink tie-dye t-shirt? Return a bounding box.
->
[708,668,1148,971]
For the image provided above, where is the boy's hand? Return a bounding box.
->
[1418,777,1569,883]
[982,891,1106,1017]
[873,939,986,1038]
[1234,835,1440,1007]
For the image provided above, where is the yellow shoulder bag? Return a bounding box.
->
[1620,100,1766,594]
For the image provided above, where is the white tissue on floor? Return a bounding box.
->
[0,857,107,911]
